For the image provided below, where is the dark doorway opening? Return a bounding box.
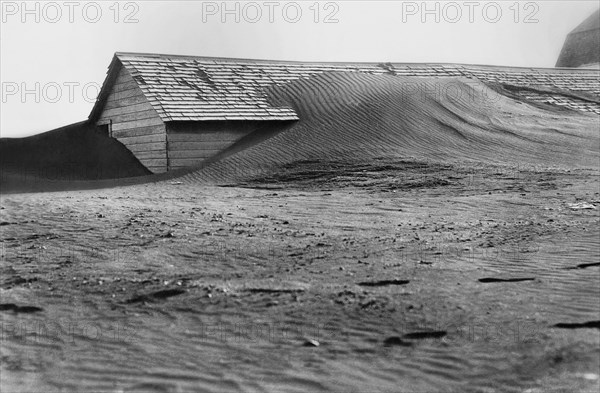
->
[97,123,111,137]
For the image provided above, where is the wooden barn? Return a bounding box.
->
[90,52,600,173]
[89,52,300,173]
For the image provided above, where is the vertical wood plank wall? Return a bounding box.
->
[96,67,167,173]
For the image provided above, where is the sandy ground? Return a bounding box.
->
[1,72,599,392]
[1,158,599,393]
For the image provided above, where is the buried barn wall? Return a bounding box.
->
[96,67,168,174]
[166,121,276,170]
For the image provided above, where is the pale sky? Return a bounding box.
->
[1,0,598,137]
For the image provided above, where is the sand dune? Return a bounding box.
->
[2,72,598,193]
[0,121,150,193]
[188,72,599,183]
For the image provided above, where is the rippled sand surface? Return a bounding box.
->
[2,160,599,393]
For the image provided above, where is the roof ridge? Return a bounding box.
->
[114,52,600,73]
[89,53,600,122]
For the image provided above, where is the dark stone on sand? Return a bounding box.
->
[0,303,43,313]
[553,321,600,329]
[478,277,535,283]
[358,279,410,287]
[565,262,600,270]
[402,331,447,340]
[383,336,412,347]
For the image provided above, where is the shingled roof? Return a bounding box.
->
[89,52,600,122]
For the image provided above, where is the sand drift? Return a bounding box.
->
[189,72,599,183]
[1,73,598,192]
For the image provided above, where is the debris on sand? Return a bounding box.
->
[0,303,43,313]
[553,321,600,330]
[358,279,410,287]
[564,262,600,270]
[383,337,413,347]
[402,331,447,340]
[478,277,535,283]
[567,202,596,210]
[384,331,447,346]
[303,339,320,347]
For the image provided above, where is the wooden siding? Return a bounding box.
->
[166,122,257,170]
[97,67,167,173]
